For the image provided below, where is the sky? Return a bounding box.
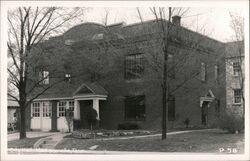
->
[81,7,245,42]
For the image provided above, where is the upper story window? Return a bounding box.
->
[168,54,175,78]
[233,62,241,76]
[39,71,49,85]
[125,54,144,80]
[201,62,206,82]
[214,65,219,82]
[125,95,146,120]
[233,89,242,104]
[65,73,71,83]
[92,33,104,40]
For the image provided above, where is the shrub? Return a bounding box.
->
[218,113,244,133]
[117,122,140,130]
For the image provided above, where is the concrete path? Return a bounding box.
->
[34,128,214,150]
[33,133,70,149]
[8,132,59,141]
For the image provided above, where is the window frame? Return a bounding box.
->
[168,95,175,121]
[201,62,206,82]
[233,89,242,104]
[42,102,52,117]
[232,62,241,76]
[58,101,67,117]
[64,73,71,83]
[39,70,49,85]
[124,53,144,80]
[31,102,41,117]
[124,95,146,121]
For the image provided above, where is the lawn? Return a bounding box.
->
[8,137,44,149]
[55,129,244,153]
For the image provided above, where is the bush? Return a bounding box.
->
[218,113,244,133]
[118,122,140,130]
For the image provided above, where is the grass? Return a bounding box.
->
[55,129,244,153]
[8,137,44,149]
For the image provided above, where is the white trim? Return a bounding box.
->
[208,89,215,98]
[30,97,73,101]
[73,94,107,100]
[73,83,96,96]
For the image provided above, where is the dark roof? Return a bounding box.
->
[74,82,108,96]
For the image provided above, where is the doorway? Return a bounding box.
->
[201,101,208,126]
[79,100,92,129]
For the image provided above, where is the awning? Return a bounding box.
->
[200,90,215,107]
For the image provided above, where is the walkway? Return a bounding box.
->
[33,128,214,150]
[8,132,59,141]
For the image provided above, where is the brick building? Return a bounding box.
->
[225,41,244,117]
[26,16,226,132]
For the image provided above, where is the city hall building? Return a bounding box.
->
[25,16,227,132]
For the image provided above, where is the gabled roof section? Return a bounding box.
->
[73,82,108,96]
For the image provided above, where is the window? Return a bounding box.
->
[215,99,220,117]
[125,54,144,80]
[65,73,71,82]
[168,95,175,121]
[233,89,242,104]
[32,102,40,117]
[125,95,145,120]
[68,101,74,117]
[233,62,241,76]
[214,65,219,82]
[168,54,175,78]
[201,62,206,82]
[13,112,16,118]
[42,102,52,117]
[39,71,49,84]
[58,101,66,117]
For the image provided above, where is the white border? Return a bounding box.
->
[1,1,249,161]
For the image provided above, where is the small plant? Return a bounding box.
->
[184,118,190,128]
[219,112,244,133]
[118,122,140,130]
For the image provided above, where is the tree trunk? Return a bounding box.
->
[19,103,26,139]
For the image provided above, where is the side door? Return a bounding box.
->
[41,102,52,131]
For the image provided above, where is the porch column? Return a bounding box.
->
[93,99,100,120]
[74,100,80,120]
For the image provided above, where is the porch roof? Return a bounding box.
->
[73,82,108,96]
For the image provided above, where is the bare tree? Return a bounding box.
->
[136,7,224,140]
[7,7,87,139]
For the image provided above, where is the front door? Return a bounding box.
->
[201,101,208,126]
[79,100,92,129]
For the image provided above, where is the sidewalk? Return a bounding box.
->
[8,132,59,141]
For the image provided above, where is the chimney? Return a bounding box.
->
[172,16,181,26]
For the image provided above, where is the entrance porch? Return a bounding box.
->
[72,83,108,130]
